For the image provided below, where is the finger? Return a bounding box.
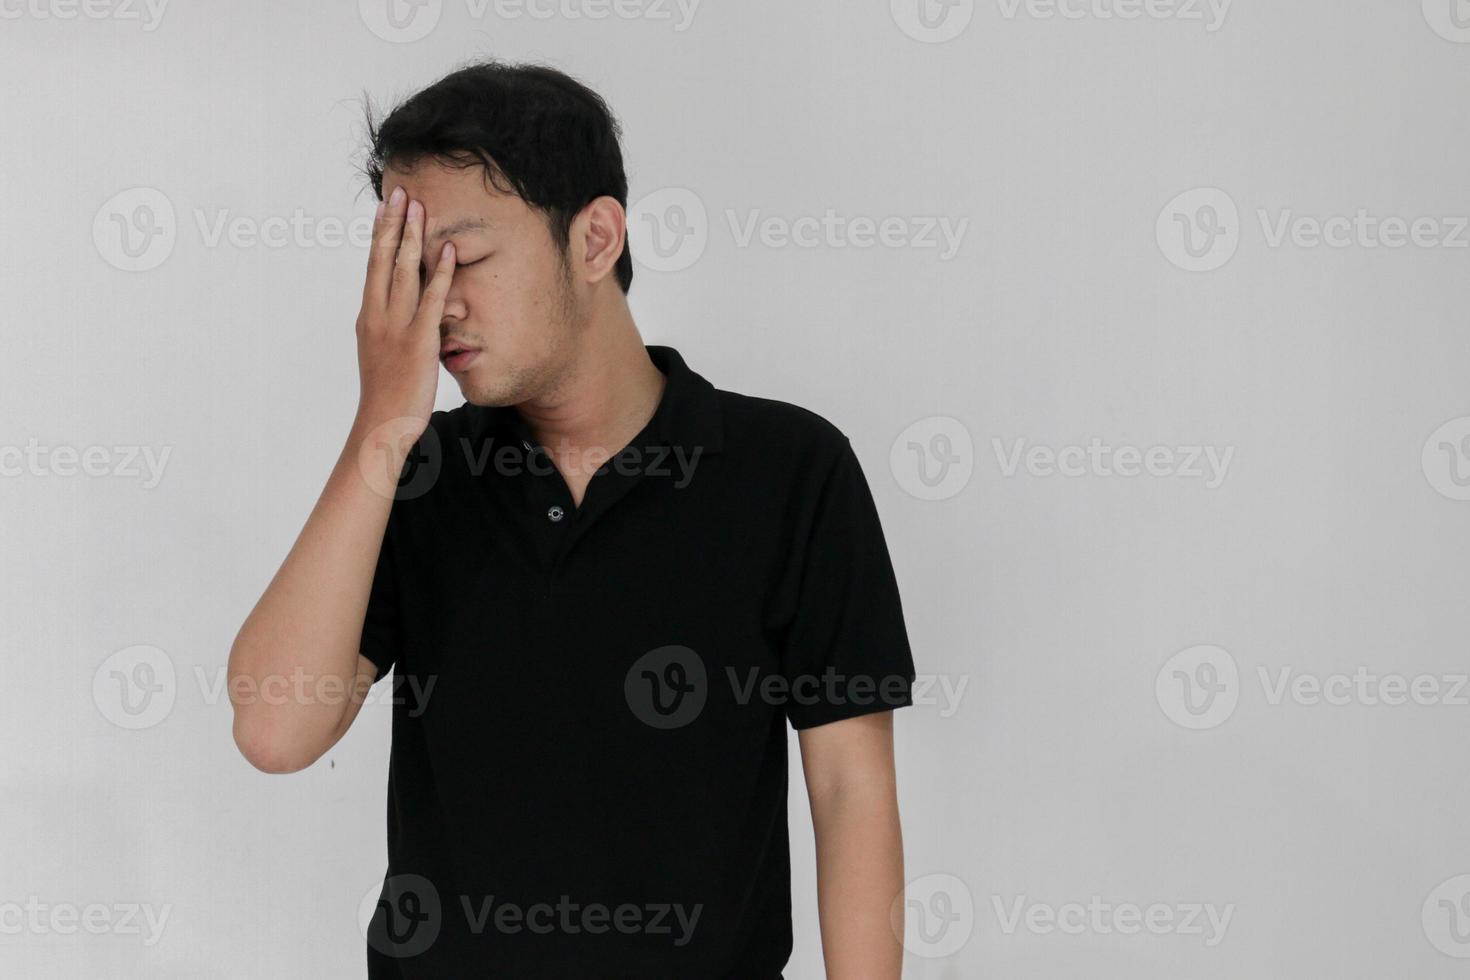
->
[387,198,425,325]
[363,185,407,312]
[413,242,456,332]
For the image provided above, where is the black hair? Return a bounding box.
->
[362,60,633,294]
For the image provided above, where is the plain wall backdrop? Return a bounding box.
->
[4,0,1470,976]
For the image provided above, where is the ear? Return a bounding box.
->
[571,196,627,285]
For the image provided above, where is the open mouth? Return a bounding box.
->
[440,341,480,373]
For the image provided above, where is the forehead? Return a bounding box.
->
[381,158,530,236]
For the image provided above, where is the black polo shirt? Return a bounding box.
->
[360,345,915,979]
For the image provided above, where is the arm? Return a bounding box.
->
[227,191,453,774]
[799,710,905,980]
[226,430,395,774]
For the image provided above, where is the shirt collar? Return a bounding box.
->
[468,344,724,457]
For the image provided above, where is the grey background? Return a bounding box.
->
[3,0,1470,976]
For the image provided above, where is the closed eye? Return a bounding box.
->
[419,254,490,281]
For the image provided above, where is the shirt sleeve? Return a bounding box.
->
[359,517,401,681]
[779,437,917,730]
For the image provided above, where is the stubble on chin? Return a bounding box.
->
[462,331,573,409]
[461,364,531,408]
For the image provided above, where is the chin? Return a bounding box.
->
[459,375,523,409]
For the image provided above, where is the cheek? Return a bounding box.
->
[461,250,568,338]
[496,258,565,317]
[454,266,512,319]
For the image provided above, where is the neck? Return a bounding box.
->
[515,304,665,463]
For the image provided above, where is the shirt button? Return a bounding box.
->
[547,505,565,523]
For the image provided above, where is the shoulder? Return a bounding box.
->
[713,388,852,464]
[385,404,482,509]
[423,403,478,443]
[411,404,485,471]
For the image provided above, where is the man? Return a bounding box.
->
[228,61,916,978]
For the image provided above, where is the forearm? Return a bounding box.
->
[810,779,905,979]
[227,416,406,772]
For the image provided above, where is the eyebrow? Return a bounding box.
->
[425,217,491,248]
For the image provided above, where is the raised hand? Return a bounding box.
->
[355,186,455,437]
